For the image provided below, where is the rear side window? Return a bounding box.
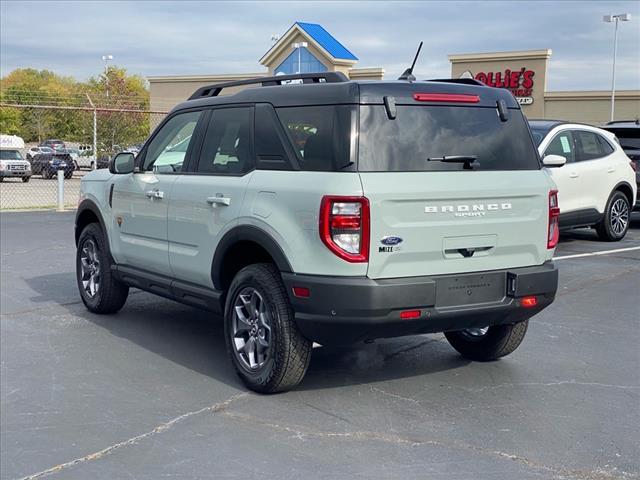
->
[197,107,254,175]
[597,135,614,155]
[545,131,575,163]
[276,106,353,171]
[574,131,604,161]
[358,105,540,171]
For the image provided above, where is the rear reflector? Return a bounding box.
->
[413,93,480,103]
[400,309,421,319]
[292,287,310,298]
[520,296,538,308]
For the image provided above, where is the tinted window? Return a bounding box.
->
[604,128,640,150]
[143,111,201,173]
[530,129,546,146]
[276,106,353,171]
[255,104,292,170]
[358,105,540,171]
[196,107,253,175]
[575,131,603,161]
[597,135,614,155]
[544,131,575,163]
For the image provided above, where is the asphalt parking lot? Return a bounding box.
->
[1,211,639,480]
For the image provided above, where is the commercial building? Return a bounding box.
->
[149,22,639,126]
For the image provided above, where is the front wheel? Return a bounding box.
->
[76,223,129,314]
[22,176,30,183]
[595,191,630,241]
[224,263,312,393]
[444,320,529,361]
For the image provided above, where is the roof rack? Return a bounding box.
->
[606,119,640,125]
[427,78,485,86]
[188,72,349,100]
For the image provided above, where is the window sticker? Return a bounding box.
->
[560,136,571,153]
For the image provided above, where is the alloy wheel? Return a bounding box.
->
[232,287,272,371]
[610,198,629,236]
[461,326,489,339]
[80,239,101,298]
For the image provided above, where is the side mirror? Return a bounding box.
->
[109,152,135,174]
[543,154,567,168]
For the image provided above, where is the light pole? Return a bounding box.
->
[291,42,308,74]
[102,54,113,98]
[603,14,631,122]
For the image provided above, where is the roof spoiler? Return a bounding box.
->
[188,72,349,100]
[427,78,486,86]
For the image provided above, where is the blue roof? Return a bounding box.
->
[296,22,358,61]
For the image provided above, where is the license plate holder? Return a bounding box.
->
[436,272,506,308]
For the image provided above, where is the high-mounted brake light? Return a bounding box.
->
[320,196,370,263]
[413,93,480,103]
[547,190,560,249]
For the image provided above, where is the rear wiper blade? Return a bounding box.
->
[427,155,477,163]
[427,155,478,170]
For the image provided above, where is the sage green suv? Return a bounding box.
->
[75,72,559,393]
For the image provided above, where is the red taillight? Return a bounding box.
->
[413,93,480,103]
[400,309,421,319]
[547,190,560,249]
[320,196,370,263]
[520,296,538,308]
[292,286,310,298]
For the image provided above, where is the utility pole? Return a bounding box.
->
[603,14,631,122]
[102,54,113,98]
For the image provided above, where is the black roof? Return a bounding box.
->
[603,119,640,128]
[172,73,520,113]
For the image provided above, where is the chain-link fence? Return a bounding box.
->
[1,102,167,210]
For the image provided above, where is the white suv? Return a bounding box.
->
[530,120,637,241]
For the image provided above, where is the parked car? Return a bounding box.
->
[602,119,640,210]
[0,134,32,182]
[40,139,66,151]
[76,72,560,393]
[529,120,637,241]
[26,146,55,159]
[30,151,75,179]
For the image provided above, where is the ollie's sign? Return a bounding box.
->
[474,68,535,105]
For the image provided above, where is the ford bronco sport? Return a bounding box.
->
[75,72,559,393]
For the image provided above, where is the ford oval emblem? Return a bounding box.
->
[381,236,403,246]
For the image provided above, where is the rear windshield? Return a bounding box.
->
[0,150,23,160]
[358,105,540,172]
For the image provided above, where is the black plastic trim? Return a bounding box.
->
[112,265,222,313]
[281,262,558,345]
[75,200,108,246]
[211,225,293,290]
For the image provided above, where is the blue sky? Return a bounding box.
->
[1,1,639,91]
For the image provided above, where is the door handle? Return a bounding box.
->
[607,167,615,173]
[145,189,164,199]
[207,196,231,206]
[569,172,579,178]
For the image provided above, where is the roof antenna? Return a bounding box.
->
[398,41,423,82]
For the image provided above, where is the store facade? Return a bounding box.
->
[149,23,639,126]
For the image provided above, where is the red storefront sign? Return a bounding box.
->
[474,68,535,99]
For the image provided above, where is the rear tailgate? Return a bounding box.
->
[357,97,552,280]
[361,171,551,279]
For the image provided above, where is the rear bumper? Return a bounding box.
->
[282,262,558,345]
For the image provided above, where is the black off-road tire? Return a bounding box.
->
[76,223,129,314]
[444,320,529,361]
[595,190,630,242]
[224,263,312,393]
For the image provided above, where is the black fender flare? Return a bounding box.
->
[75,200,108,246]
[611,181,635,205]
[211,225,293,290]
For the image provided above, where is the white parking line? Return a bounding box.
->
[553,246,640,261]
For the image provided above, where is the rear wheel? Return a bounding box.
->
[64,172,73,179]
[224,263,312,393]
[76,223,129,314]
[444,320,528,361]
[595,191,630,241]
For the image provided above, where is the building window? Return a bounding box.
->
[275,47,327,74]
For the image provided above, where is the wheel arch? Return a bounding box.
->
[75,200,108,246]
[612,181,635,208]
[212,225,293,292]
